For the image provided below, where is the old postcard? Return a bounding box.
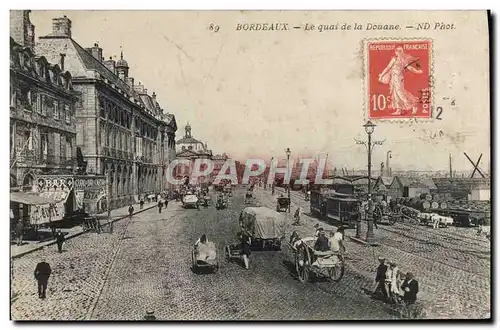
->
[9,10,491,321]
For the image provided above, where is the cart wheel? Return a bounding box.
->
[224,246,230,262]
[329,255,345,282]
[296,244,311,284]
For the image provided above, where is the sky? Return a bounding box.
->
[29,10,491,172]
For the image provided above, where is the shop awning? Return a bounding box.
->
[39,190,71,204]
[10,192,59,205]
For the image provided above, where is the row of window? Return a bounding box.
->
[11,127,73,164]
[99,101,159,141]
[11,87,73,124]
[11,48,73,91]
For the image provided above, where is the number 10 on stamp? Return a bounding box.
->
[366,39,433,120]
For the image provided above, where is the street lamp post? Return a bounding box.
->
[286,148,291,213]
[363,121,376,244]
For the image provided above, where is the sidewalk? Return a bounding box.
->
[256,188,491,319]
[11,202,156,259]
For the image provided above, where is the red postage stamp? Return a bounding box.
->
[366,39,432,120]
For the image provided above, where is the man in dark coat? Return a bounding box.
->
[373,257,388,300]
[15,221,23,246]
[314,229,330,252]
[128,205,134,219]
[34,258,51,299]
[401,272,419,305]
[54,229,65,253]
[158,200,163,214]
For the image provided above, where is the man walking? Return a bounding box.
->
[373,257,388,300]
[15,220,23,246]
[54,229,65,253]
[128,204,134,219]
[34,258,51,299]
[158,200,163,214]
[293,207,302,225]
[401,272,419,305]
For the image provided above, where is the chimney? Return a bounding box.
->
[59,53,66,71]
[10,10,35,49]
[126,77,134,87]
[52,15,72,38]
[104,56,116,73]
[88,43,103,62]
[152,92,156,100]
[133,82,145,94]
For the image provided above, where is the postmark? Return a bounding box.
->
[364,38,433,121]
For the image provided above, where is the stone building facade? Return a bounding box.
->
[36,15,177,211]
[10,10,79,191]
[175,123,212,181]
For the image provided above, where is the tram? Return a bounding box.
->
[310,190,360,229]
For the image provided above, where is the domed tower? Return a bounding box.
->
[185,122,192,138]
[116,49,129,80]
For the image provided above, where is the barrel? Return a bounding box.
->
[409,199,430,211]
[431,201,439,209]
[432,194,440,202]
[440,202,448,209]
[419,193,431,201]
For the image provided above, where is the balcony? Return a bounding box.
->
[102,146,109,156]
[13,152,77,168]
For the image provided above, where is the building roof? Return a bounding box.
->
[177,136,204,144]
[161,113,177,130]
[378,176,394,186]
[116,51,128,68]
[432,177,491,193]
[37,37,141,101]
[176,148,212,158]
[176,149,199,158]
[395,177,437,189]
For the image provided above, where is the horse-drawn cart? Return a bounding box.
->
[292,238,345,284]
[370,203,402,225]
[239,207,287,250]
[276,197,290,212]
[244,190,254,204]
[192,241,219,273]
[182,193,199,209]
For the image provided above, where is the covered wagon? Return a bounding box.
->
[239,207,287,250]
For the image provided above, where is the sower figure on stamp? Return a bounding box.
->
[34,257,51,299]
[378,46,423,115]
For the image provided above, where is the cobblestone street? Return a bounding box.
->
[11,210,135,320]
[264,187,491,319]
[11,187,491,320]
[12,188,397,320]
[91,188,394,320]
